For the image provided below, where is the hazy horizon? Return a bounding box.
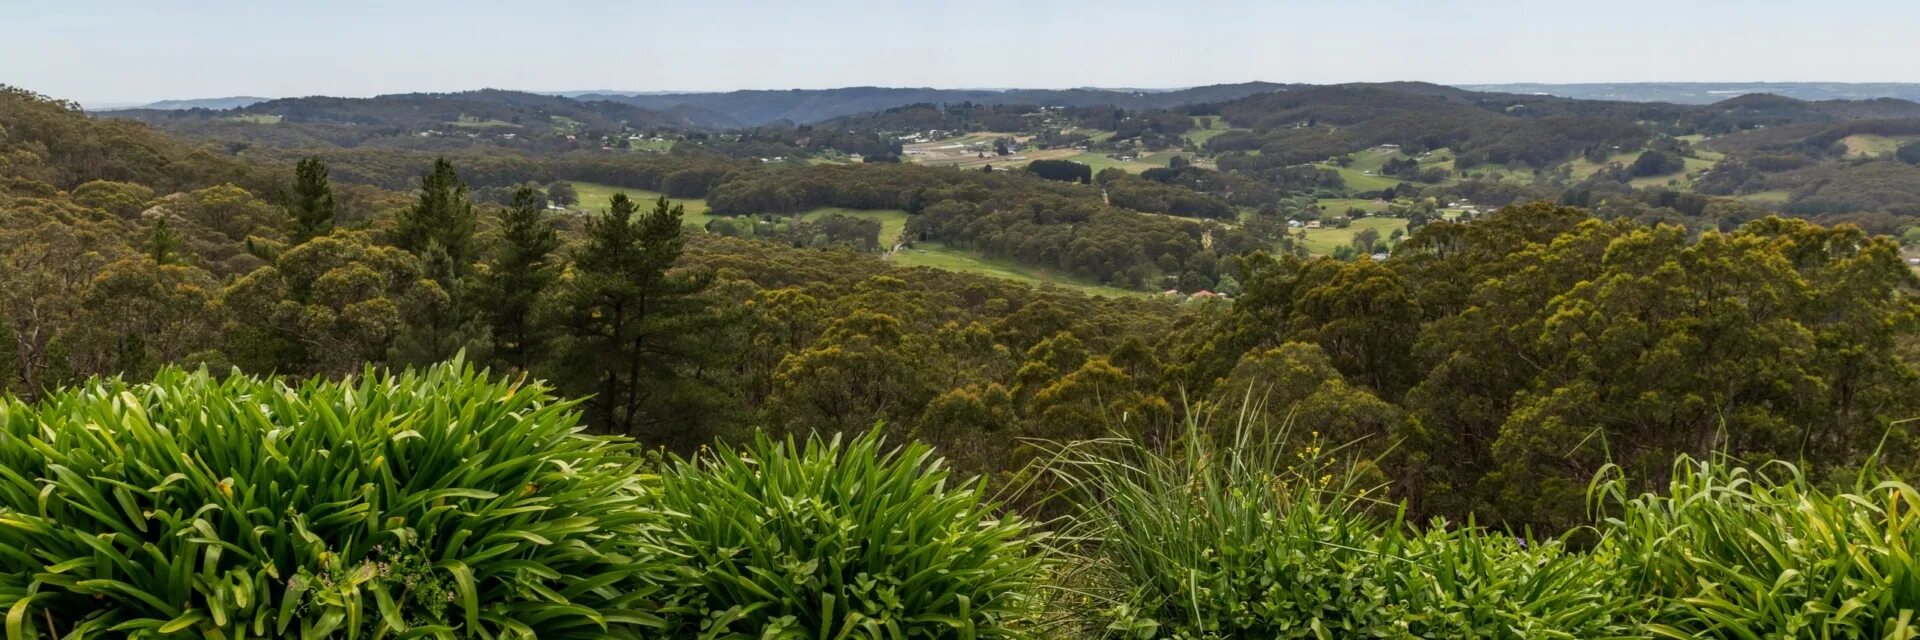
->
[7,0,1919,106]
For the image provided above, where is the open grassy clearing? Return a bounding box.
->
[1315,147,1454,191]
[1072,128,1117,143]
[1068,150,1183,173]
[892,242,1147,298]
[226,114,281,124]
[1566,150,1643,179]
[1295,216,1408,255]
[1183,117,1241,147]
[1325,164,1404,191]
[1736,189,1793,205]
[567,181,716,226]
[447,115,518,129]
[1841,134,1911,158]
[626,138,675,153]
[1318,198,1393,215]
[1455,162,1539,184]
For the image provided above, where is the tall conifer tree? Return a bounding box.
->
[483,185,561,369]
[545,194,731,445]
[289,157,335,243]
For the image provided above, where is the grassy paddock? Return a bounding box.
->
[1298,216,1408,255]
[566,181,715,226]
[891,241,1147,298]
[1841,134,1911,158]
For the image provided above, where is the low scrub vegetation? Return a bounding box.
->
[1,363,1916,638]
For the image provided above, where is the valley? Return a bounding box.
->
[4,3,1920,634]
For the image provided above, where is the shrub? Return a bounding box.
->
[1048,415,1639,639]
[655,428,1050,638]
[1596,457,1920,639]
[0,362,674,638]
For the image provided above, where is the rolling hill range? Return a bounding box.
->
[1463,82,1920,104]
[107,89,698,132]
[575,82,1294,126]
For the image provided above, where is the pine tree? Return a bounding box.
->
[145,217,182,265]
[483,186,561,369]
[386,158,486,366]
[392,158,477,275]
[545,194,731,445]
[289,157,336,243]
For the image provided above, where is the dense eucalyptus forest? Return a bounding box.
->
[4,74,1920,637]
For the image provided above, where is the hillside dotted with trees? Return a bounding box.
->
[5,78,1920,636]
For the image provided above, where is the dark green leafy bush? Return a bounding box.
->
[655,429,1051,638]
[0,363,674,638]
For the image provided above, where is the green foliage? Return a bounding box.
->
[1628,148,1685,177]
[545,180,578,207]
[0,361,674,638]
[391,158,478,278]
[290,157,337,244]
[481,185,560,369]
[654,428,1050,638]
[219,231,448,375]
[1597,458,1920,639]
[1025,159,1093,184]
[70,180,154,218]
[544,193,731,446]
[1392,205,1920,529]
[1899,141,1920,166]
[1048,414,1638,639]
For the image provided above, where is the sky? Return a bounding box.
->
[3,0,1916,106]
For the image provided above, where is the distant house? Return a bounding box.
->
[1191,290,1221,300]
[1287,220,1303,228]
[1306,221,1323,229]
[1162,288,1183,298]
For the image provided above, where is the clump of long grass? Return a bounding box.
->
[0,362,675,638]
[654,428,1052,638]
[1594,456,1920,639]
[1044,408,1640,639]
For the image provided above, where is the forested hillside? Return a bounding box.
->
[577,81,1292,125]
[9,57,1920,637]
[8,83,1920,534]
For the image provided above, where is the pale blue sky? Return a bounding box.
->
[2,0,1914,106]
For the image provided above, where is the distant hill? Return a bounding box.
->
[577,83,1293,126]
[1461,83,1920,105]
[98,96,270,111]
[105,89,696,132]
